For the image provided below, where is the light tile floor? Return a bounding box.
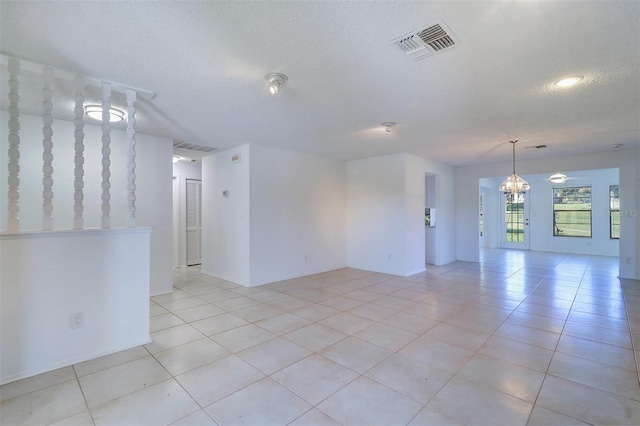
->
[2,249,640,425]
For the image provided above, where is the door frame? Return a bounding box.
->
[502,191,530,250]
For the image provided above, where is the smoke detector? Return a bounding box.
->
[392,20,460,60]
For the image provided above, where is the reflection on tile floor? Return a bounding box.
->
[2,249,639,425]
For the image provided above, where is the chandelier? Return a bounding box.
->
[499,140,530,194]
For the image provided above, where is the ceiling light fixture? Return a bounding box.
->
[381,122,396,135]
[549,173,567,184]
[555,75,583,88]
[84,105,125,122]
[265,72,288,95]
[499,140,530,194]
[173,156,181,163]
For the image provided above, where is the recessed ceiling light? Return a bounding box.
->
[173,156,181,163]
[84,105,125,122]
[265,73,288,95]
[381,122,396,135]
[555,75,583,88]
[549,173,567,184]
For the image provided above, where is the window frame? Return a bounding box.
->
[552,186,592,238]
[610,184,620,239]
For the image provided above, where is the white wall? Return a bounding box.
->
[456,148,640,280]
[0,229,151,384]
[346,153,430,276]
[423,157,457,266]
[347,153,407,275]
[0,111,174,295]
[201,144,347,287]
[201,145,251,285]
[173,160,203,268]
[249,144,346,285]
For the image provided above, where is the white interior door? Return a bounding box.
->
[502,192,530,249]
[186,179,202,266]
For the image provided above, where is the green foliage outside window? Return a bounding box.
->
[553,186,591,237]
[610,185,620,239]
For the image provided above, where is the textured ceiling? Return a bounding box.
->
[1,1,638,166]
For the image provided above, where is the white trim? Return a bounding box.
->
[0,227,152,240]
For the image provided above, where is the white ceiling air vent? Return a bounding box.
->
[392,20,460,60]
[172,141,217,153]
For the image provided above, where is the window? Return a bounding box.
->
[610,185,620,239]
[553,186,591,237]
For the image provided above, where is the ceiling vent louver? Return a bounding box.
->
[172,141,217,153]
[392,20,460,60]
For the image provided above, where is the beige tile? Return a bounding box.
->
[91,379,199,426]
[205,378,311,425]
[176,355,264,406]
[562,321,633,349]
[255,313,312,335]
[320,295,365,311]
[170,409,217,425]
[445,311,504,334]
[0,380,86,425]
[213,295,261,311]
[556,334,637,371]
[371,295,417,311]
[79,356,170,408]
[48,410,94,426]
[548,352,640,401]
[527,406,589,425]
[404,303,460,321]
[319,336,392,373]
[505,311,565,333]
[478,335,553,373]
[145,324,206,354]
[150,312,186,332]
[408,406,463,426]
[211,323,276,353]
[237,337,311,375]
[289,408,341,426]
[537,375,640,425]
[427,377,532,425]
[495,322,560,350]
[191,312,248,336]
[383,311,439,334]
[73,346,150,378]
[458,353,545,402]
[154,338,231,376]
[283,324,347,352]
[355,323,419,351]
[365,353,453,404]
[150,303,169,317]
[233,304,283,322]
[319,311,375,335]
[0,366,75,402]
[422,322,491,351]
[266,295,312,312]
[317,376,423,425]
[400,336,474,374]
[173,304,225,322]
[348,303,396,321]
[271,355,358,405]
[158,296,208,312]
[292,304,341,322]
[152,289,192,303]
[199,289,243,303]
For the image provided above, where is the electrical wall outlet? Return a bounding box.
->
[70,312,84,329]
[625,257,633,265]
